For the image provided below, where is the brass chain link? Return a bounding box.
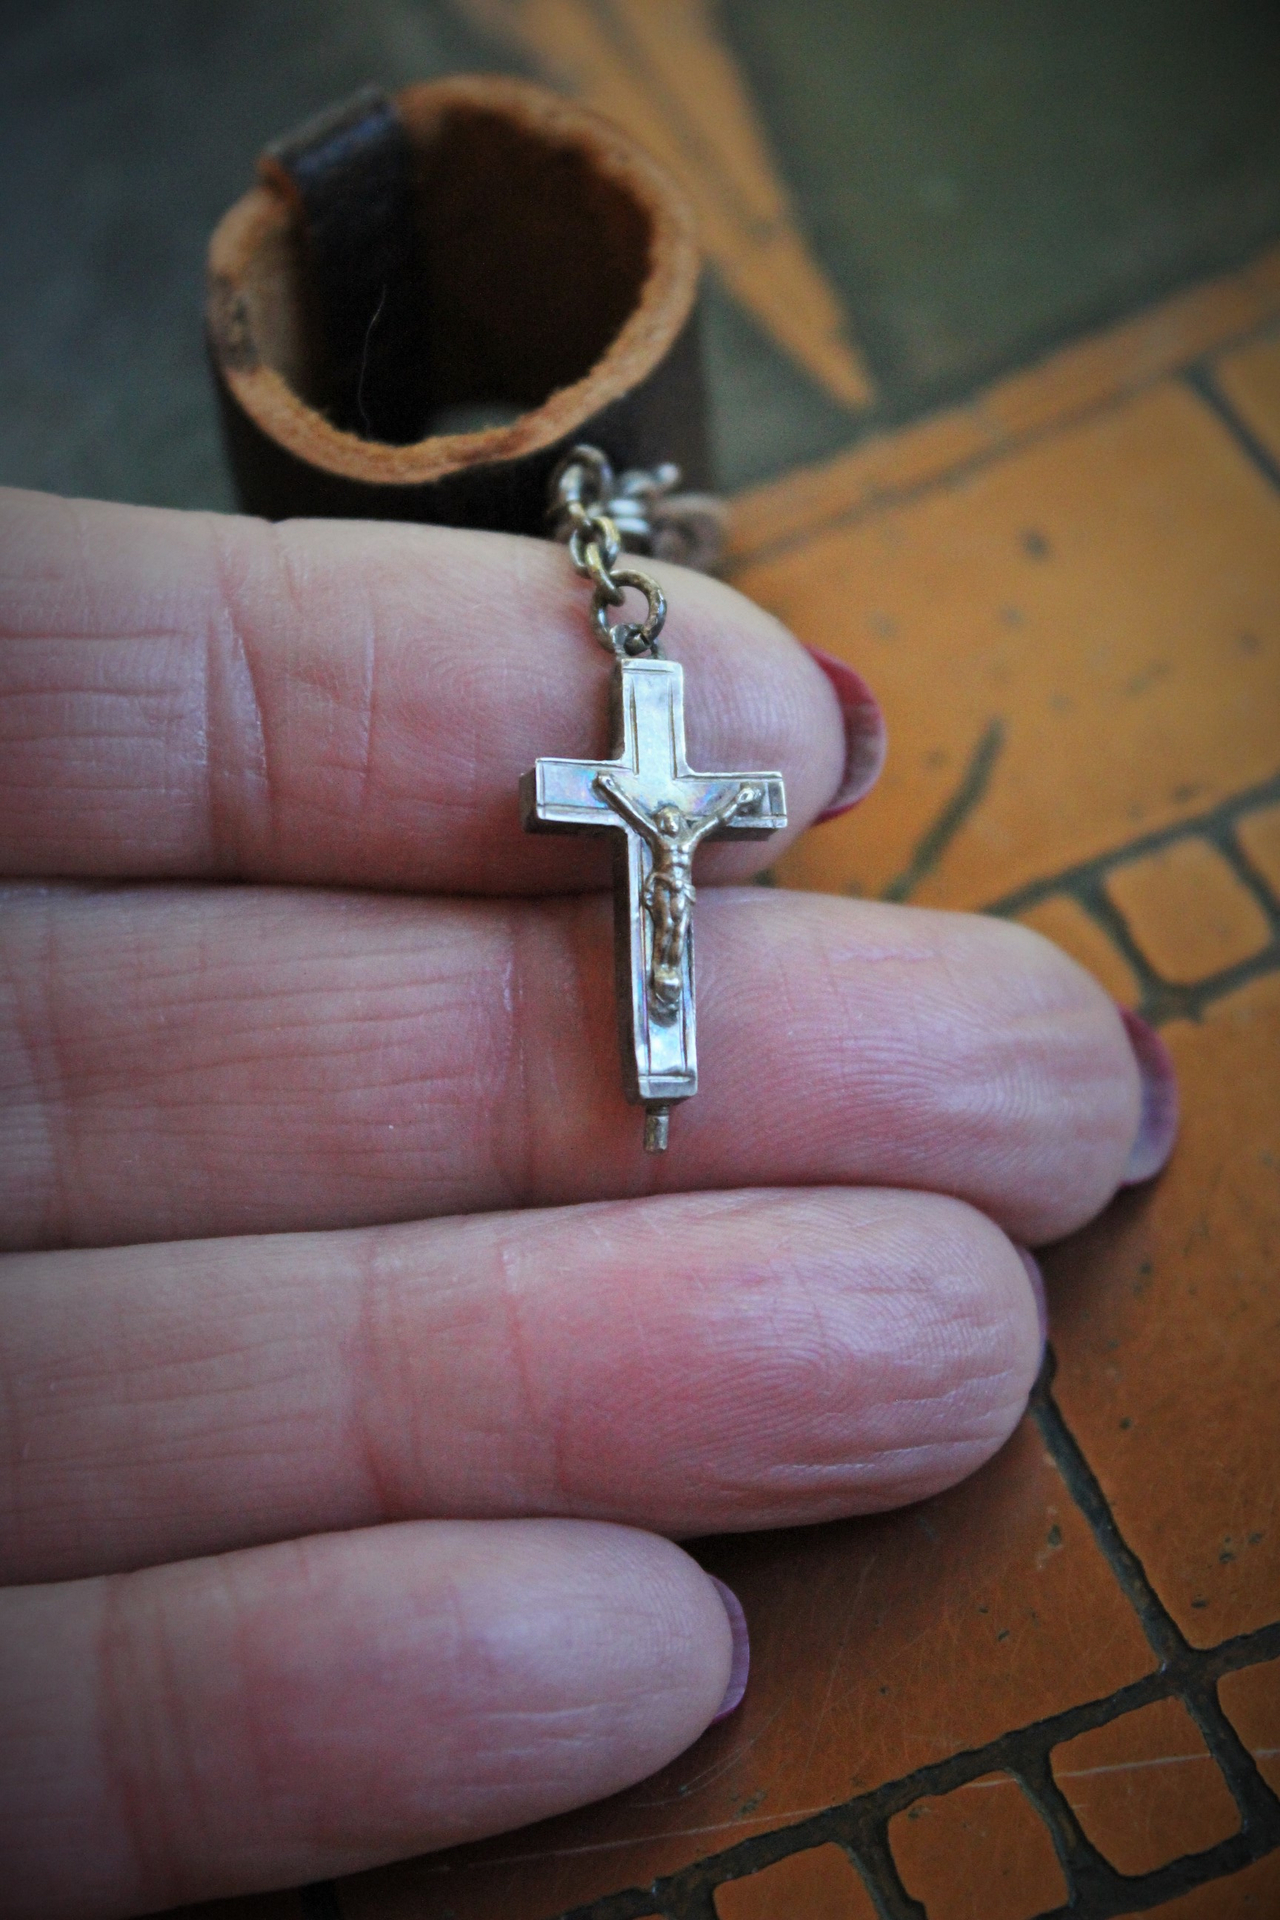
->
[550,446,668,658]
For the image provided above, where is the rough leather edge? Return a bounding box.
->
[206,75,701,503]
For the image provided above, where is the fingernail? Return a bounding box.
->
[707,1577,750,1722]
[805,646,888,822]
[1118,1007,1179,1185]
[1016,1246,1048,1353]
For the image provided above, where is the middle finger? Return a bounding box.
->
[0,881,1142,1250]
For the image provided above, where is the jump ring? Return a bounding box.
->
[590,566,666,657]
[583,540,625,604]
[568,513,622,581]
[551,444,615,514]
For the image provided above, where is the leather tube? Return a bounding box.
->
[206,76,708,532]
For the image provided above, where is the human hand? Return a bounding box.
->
[0,489,1176,1917]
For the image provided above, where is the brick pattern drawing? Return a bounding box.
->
[461,783,1280,1917]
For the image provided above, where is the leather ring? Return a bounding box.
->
[206,76,708,534]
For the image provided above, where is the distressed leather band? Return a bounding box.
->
[206,76,707,533]
[258,85,428,446]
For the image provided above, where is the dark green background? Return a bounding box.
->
[3,0,1280,505]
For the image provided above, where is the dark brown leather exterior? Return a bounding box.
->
[260,86,429,447]
[209,299,708,534]
[207,77,708,533]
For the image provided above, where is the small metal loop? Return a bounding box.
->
[582,539,626,606]
[566,518,592,574]
[568,511,622,582]
[570,445,615,505]
[590,566,667,657]
[551,444,615,516]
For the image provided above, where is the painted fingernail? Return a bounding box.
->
[1016,1246,1048,1353]
[805,646,888,822]
[1118,1007,1179,1185]
[708,1577,750,1722]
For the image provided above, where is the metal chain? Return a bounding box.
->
[550,446,669,658]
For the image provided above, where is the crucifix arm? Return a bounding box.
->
[593,771,660,841]
[683,781,763,850]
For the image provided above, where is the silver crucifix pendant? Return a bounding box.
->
[521,652,785,1151]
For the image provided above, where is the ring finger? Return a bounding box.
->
[3,1183,1043,1584]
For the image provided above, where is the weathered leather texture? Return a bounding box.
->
[208,78,708,533]
[261,86,428,446]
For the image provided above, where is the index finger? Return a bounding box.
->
[0,489,874,890]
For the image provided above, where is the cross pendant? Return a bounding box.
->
[521,657,786,1151]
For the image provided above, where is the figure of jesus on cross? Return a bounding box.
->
[592,773,763,1017]
[521,655,785,1151]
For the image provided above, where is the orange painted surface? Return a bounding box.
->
[1218,1657,1280,1798]
[1236,801,1280,897]
[887,1773,1067,1920]
[1049,972,1280,1647]
[756,384,1280,913]
[713,1843,876,1920]
[1119,1848,1280,1919]
[983,247,1280,440]
[728,244,1280,563]
[1050,1697,1240,1876]
[1214,326,1280,463]
[1104,839,1273,984]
